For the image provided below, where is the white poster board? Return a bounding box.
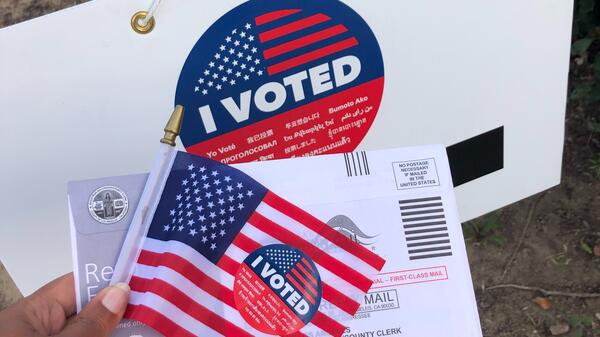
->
[0,0,572,295]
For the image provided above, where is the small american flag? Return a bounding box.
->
[194,8,358,96]
[124,152,385,337]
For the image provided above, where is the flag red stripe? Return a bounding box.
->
[301,258,315,272]
[288,332,310,337]
[259,13,331,43]
[217,254,241,276]
[231,232,360,315]
[285,274,316,305]
[296,263,318,287]
[129,276,253,337]
[126,304,196,337]
[255,9,302,26]
[232,233,261,252]
[263,24,349,60]
[263,191,385,270]
[248,212,373,292]
[311,311,347,337]
[321,283,361,314]
[291,267,318,297]
[137,250,236,308]
[267,37,358,75]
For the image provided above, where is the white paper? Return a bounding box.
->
[69,144,481,337]
[240,146,482,336]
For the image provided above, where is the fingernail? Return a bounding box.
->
[101,283,130,314]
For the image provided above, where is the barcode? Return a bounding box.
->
[399,196,453,260]
[344,151,370,177]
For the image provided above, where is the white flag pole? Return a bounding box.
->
[110,105,184,285]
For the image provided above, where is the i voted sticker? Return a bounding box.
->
[233,244,322,335]
[176,0,385,163]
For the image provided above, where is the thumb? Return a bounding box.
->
[57,283,130,337]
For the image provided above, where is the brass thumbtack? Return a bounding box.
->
[131,11,156,34]
[161,105,185,146]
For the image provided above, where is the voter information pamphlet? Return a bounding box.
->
[68,145,482,337]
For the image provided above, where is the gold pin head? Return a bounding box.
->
[131,11,155,34]
[160,105,184,146]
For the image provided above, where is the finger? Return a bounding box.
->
[30,273,76,317]
[56,283,130,337]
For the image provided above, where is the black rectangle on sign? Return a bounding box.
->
[446,126,504,187]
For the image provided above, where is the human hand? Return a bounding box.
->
[0,273,129,337]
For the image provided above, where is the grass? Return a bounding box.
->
[590,156,600,179]
[462,211,506,245]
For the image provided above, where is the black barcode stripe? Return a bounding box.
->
[344,153,351,177]
[402,214,445,222]
[362,151,370,175]
[408,246,452,254]
[400,202,443,210]
[407,239,450,247]
[403,221,447,229]
[398,197,441,204]
[405,227,448,235]
[399,196,453,260]
[409,252,453,260]
[343,151,371,177]
[405,233,449,241]
[357,152,363,175]
[401,208,444,216]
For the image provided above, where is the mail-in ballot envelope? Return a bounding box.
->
[69,144,482,337]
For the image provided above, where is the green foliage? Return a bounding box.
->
[572,38,594,56]
[573,0,599,39]
[567,314,594,337]
[570,0,600,103]
[462,211,505,244]
[590,156,600,178]
[580,237,594,254]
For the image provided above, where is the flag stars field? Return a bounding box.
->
[162,162,257,257]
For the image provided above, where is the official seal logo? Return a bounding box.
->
[88,186,129,224]
[327,215,378,246]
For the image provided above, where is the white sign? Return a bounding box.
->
[0,0,572,295]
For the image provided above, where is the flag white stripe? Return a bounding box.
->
[142,238,235,288]
[225,242,249,263]
[129,290,223,337]
[300,323,330,337]
[257,202,378,276]
[132,264,273,337]
[240,223,364,302]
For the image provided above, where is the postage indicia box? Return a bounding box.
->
[68,145,482,337]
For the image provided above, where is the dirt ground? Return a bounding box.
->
[1,1,599,337]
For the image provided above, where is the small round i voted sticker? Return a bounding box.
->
[233,244,322,335]
[175,0,385,163]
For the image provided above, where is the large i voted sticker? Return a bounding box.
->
[233,244,322,335]
[176,0,385,163]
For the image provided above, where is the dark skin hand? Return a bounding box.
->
[0,273,129,337]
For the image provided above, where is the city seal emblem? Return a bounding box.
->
[87,186,129,224]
